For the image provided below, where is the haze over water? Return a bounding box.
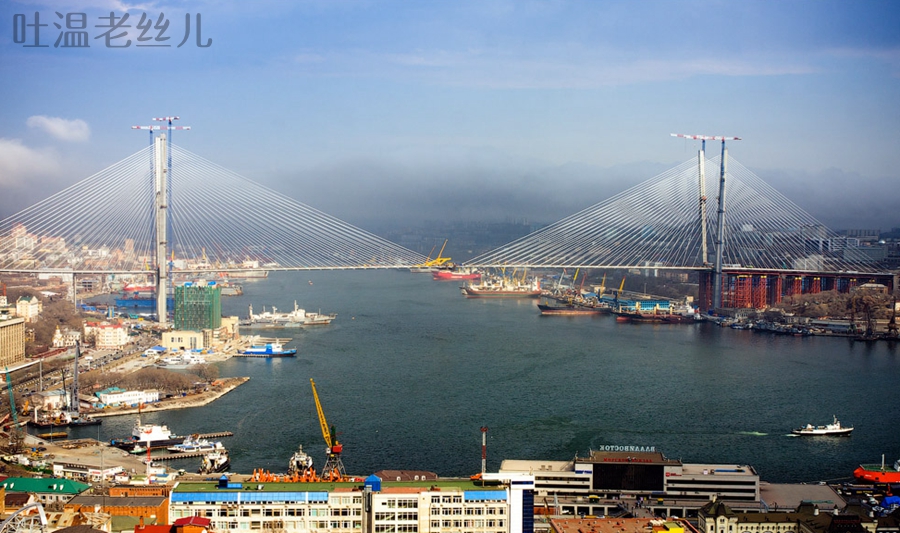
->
[74,270,898,483]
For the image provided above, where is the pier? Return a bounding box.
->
[150,450,220,462]
[195,431,234,439]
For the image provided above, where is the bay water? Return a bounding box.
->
[71,270,899,483]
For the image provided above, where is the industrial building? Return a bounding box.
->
[500,449,761,518]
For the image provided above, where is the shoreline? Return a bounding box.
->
[87,376,250,418]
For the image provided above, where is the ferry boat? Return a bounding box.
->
[239,342,297,357]
[110,419,184,451]
[853,455,900,483]
[199,448,230,474]
[791,415,853,436]
[168,435,225,453]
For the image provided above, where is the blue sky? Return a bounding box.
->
[1,0,899,229]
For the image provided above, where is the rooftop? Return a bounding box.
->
[1,477,90,495]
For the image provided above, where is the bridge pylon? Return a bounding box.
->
[671,133,742,309]
[155,134,168,327]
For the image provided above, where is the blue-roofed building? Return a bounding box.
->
[169,475,534,533]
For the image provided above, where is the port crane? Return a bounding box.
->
[310,379,346,481]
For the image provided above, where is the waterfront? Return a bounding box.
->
[72,270,898,484]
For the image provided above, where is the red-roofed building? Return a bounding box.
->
[83,321,129,349]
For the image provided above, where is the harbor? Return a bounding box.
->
[35,269,897,486]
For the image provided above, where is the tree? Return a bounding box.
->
[190,364,219,382]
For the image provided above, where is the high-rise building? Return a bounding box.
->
[0,316,25,367]
[174,282,222,331]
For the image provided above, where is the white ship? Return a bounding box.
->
[792,415,853,436]
[240,301,336,328]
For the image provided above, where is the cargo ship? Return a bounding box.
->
[460,276,541,298]
[853,456,900,483]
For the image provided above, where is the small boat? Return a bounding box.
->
[791,415,853,436]
[199,448,230,474]
[239,342,297,357]
[853,455,900,483]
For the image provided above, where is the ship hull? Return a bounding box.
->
[791,428,853,436]
[613,311,697,323]
[538,304,607,315]
[432,270,481,281]
[854,466,900,483]
[110,436,185,451]
[461,288,541,298]
[28,418,101,428]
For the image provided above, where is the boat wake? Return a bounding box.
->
[736,431,769,436]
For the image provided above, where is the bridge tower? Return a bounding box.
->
[671,134,741,309]
[133,119,190,326]
[154,134,169,327]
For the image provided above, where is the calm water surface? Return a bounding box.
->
[72,270,899,483]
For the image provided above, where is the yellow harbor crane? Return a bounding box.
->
[423,239,452,268]
[310,379,346,481]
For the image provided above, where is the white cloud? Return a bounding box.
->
[26,115,91,142]
[0,138,63,186]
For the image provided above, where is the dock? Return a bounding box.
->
[196,431,234,439]
[150,450,219,461]
[233,353,296,358]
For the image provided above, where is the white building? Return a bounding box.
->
[95,387,159,407]
[15,295,42,322]
[52,326,82,347]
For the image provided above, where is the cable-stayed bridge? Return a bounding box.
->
[0,136,892,314]
[0,142,427,274]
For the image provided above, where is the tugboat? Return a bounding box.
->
[791,415,853,436]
